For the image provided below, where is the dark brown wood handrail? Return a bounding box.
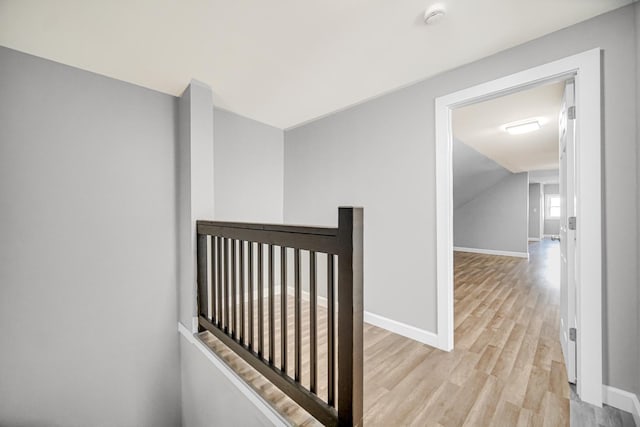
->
[196,207,363,427]
[197,220,338,236]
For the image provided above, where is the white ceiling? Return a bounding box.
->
[453,81,565,173]
[0,0,630,129]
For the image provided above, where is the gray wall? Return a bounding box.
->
[283,4,639,394]
[452,138,510,209]
[213,108,284,223]
[544,184,560,235]
[180,340,276,427]
[454,173,529,254]
[0,47,181,426]
[529,183,543,239]
[636,2,640,399]
[529,169,559,183]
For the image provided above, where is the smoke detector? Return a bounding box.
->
[424,4,446,25]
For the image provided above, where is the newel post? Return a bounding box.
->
[337,207,364,427]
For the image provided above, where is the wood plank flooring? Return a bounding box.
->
[199,240,572,426]
[570,385,636,427]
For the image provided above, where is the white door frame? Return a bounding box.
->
[434,48,603,406]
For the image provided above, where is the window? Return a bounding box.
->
[546,194,561,219]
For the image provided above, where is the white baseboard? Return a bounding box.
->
[453,246,529,259]
[286,286,328,307]
[602,385,640,425]
[528,237,541,242]
[178,323,290,427]
[363,311,440,348]
[290,287,442,349]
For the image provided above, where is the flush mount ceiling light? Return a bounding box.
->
[424,3,446,25]
[504,120,541,135]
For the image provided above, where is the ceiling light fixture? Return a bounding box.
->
[504,120,541,135]
[424,4,446,25]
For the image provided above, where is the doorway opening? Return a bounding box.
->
[434,49,603,407]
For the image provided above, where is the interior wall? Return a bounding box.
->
[454,172,529,254]
[529,183,543,239]
[529,169,559,183]
[0,46,181,426]
[213,108,284,223]
[283,4,638,394]
[635,1,640,399]
[544,183,560,235]
[180,339,278,427]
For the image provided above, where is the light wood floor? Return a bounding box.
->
[199,240,571,426]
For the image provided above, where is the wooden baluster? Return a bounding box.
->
[258,243,264,359]
[239,240,245,344]
[294,248,301,383]
[231,239,237,339]
[269,245,275,364]
[216,236,223,328]
[327,253,335,406]
[248,242,254,351]
[280,246,287,373]
[210,235,217,323]
[224,237,229,332]
[310,250,317,394]
[196,234,208,321]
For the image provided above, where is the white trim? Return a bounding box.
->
[528,237,541,242]
[543,234,557,238]
[289,286,439,347]
[289,286,329,308]
[364,311,439,347]
[178,323,290,427]
[602,385,640,426]
[435,48,602,406]
[453,246,529,259]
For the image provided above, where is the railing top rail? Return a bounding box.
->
[197,220,338,237]
[197,220,340,254]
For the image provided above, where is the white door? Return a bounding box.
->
[559,80,577,383]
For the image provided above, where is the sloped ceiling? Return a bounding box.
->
[453,138,510,208]
[453,81,564,173]
[0,0,631,128]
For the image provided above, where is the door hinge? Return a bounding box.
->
[569,327,577,342]
[568,216,577,231]
[568,106,576,120]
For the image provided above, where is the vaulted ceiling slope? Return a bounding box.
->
[0,0,630,128]
[453,138,511,209]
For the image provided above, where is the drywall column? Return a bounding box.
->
[529,183,542,240]
[178,80,215,331]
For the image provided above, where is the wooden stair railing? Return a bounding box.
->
[196,207,363,426]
